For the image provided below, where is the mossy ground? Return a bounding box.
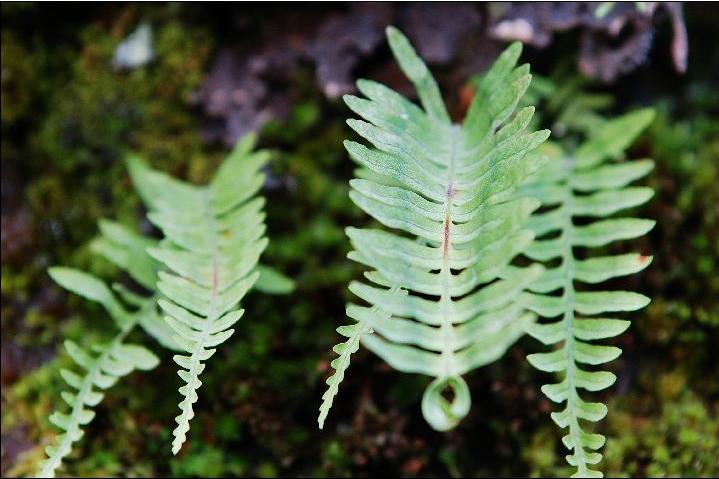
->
[1,4,717,477]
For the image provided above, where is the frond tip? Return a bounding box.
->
[128,133,269,454]
[520,108,655,477]
[318,321,373,429]
[319,27,549,430]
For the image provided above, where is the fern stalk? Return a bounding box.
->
[558,185,594,477]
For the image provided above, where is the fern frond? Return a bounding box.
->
[128,133,269,454]
[476,69,613,139]
[520,109,656,478]
[90,219,180,350]
[319,27,550,431]
[318,320,372,429]
[38,268,159,478]
[90,218,160,291]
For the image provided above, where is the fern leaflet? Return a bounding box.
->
[317,321,372,429]
[90,219,182,350]
[37,268,159,478]
[128,133,269,454]
[520,109,656,477]
[319,27,550,431]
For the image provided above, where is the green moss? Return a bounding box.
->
[1,6,215,349]
[0,31,37,126]
[34,18,212,171]
[524,389,719,478]
[603,392,718,477]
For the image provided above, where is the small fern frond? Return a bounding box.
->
[47,266,131,329]
[520,109,656,478]
[90,219,181,350]
[90,218,160,291]
[319,27,549,431]
[38,268,159,478]
[318,320,372,429]
[128,133,269,454]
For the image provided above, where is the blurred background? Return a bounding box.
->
[1,2,717,477]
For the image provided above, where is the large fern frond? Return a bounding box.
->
[38,268,159,478]
[318,27,550,431]
[520,109,656,477]
[128,133,269,454]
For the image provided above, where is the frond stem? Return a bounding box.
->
[560,167,588,476]
[172,190,222,454]
[439,126,460,376]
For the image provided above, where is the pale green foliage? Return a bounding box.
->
[254,264,296,295]
[318,27,550,431]
[595,2,651,19]
[39,134,293,472]
[37,267,160,478]
[318,321,372,429]
[520,109,656,477]
[474,70,612,139]
[128,133,270,454]
[91,219,181,350]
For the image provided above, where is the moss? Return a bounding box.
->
[0,31,37,126]
[1,5,215,349]
[524,388,719,478]
[603,392,718,477]
[34,17,213,171]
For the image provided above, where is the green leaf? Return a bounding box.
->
[253,265,295,294]
[575,291,651,314]
[115,344,160,370]
[321,27,547,431]
[574,107,655,169]
[37,337,158,478]
[527,349,568,372]
[521,108,655,476]
[574,254,653,283]
[573,319,630,341]
[572,187,654,217]
[571,159,654,191]
[129,134,271,455]
[48,267,128,328]
[91,219,160,291]
[317,320,372,430]
[572,218,656,247]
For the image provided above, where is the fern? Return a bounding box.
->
[39,132,293,471]
[90,219,182,350]
[519,109,656,477]
[38,214,170,477]
[492,71,613,139]
[37,267,160,478]
[127,133,271,454]
[318,27,550,431]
